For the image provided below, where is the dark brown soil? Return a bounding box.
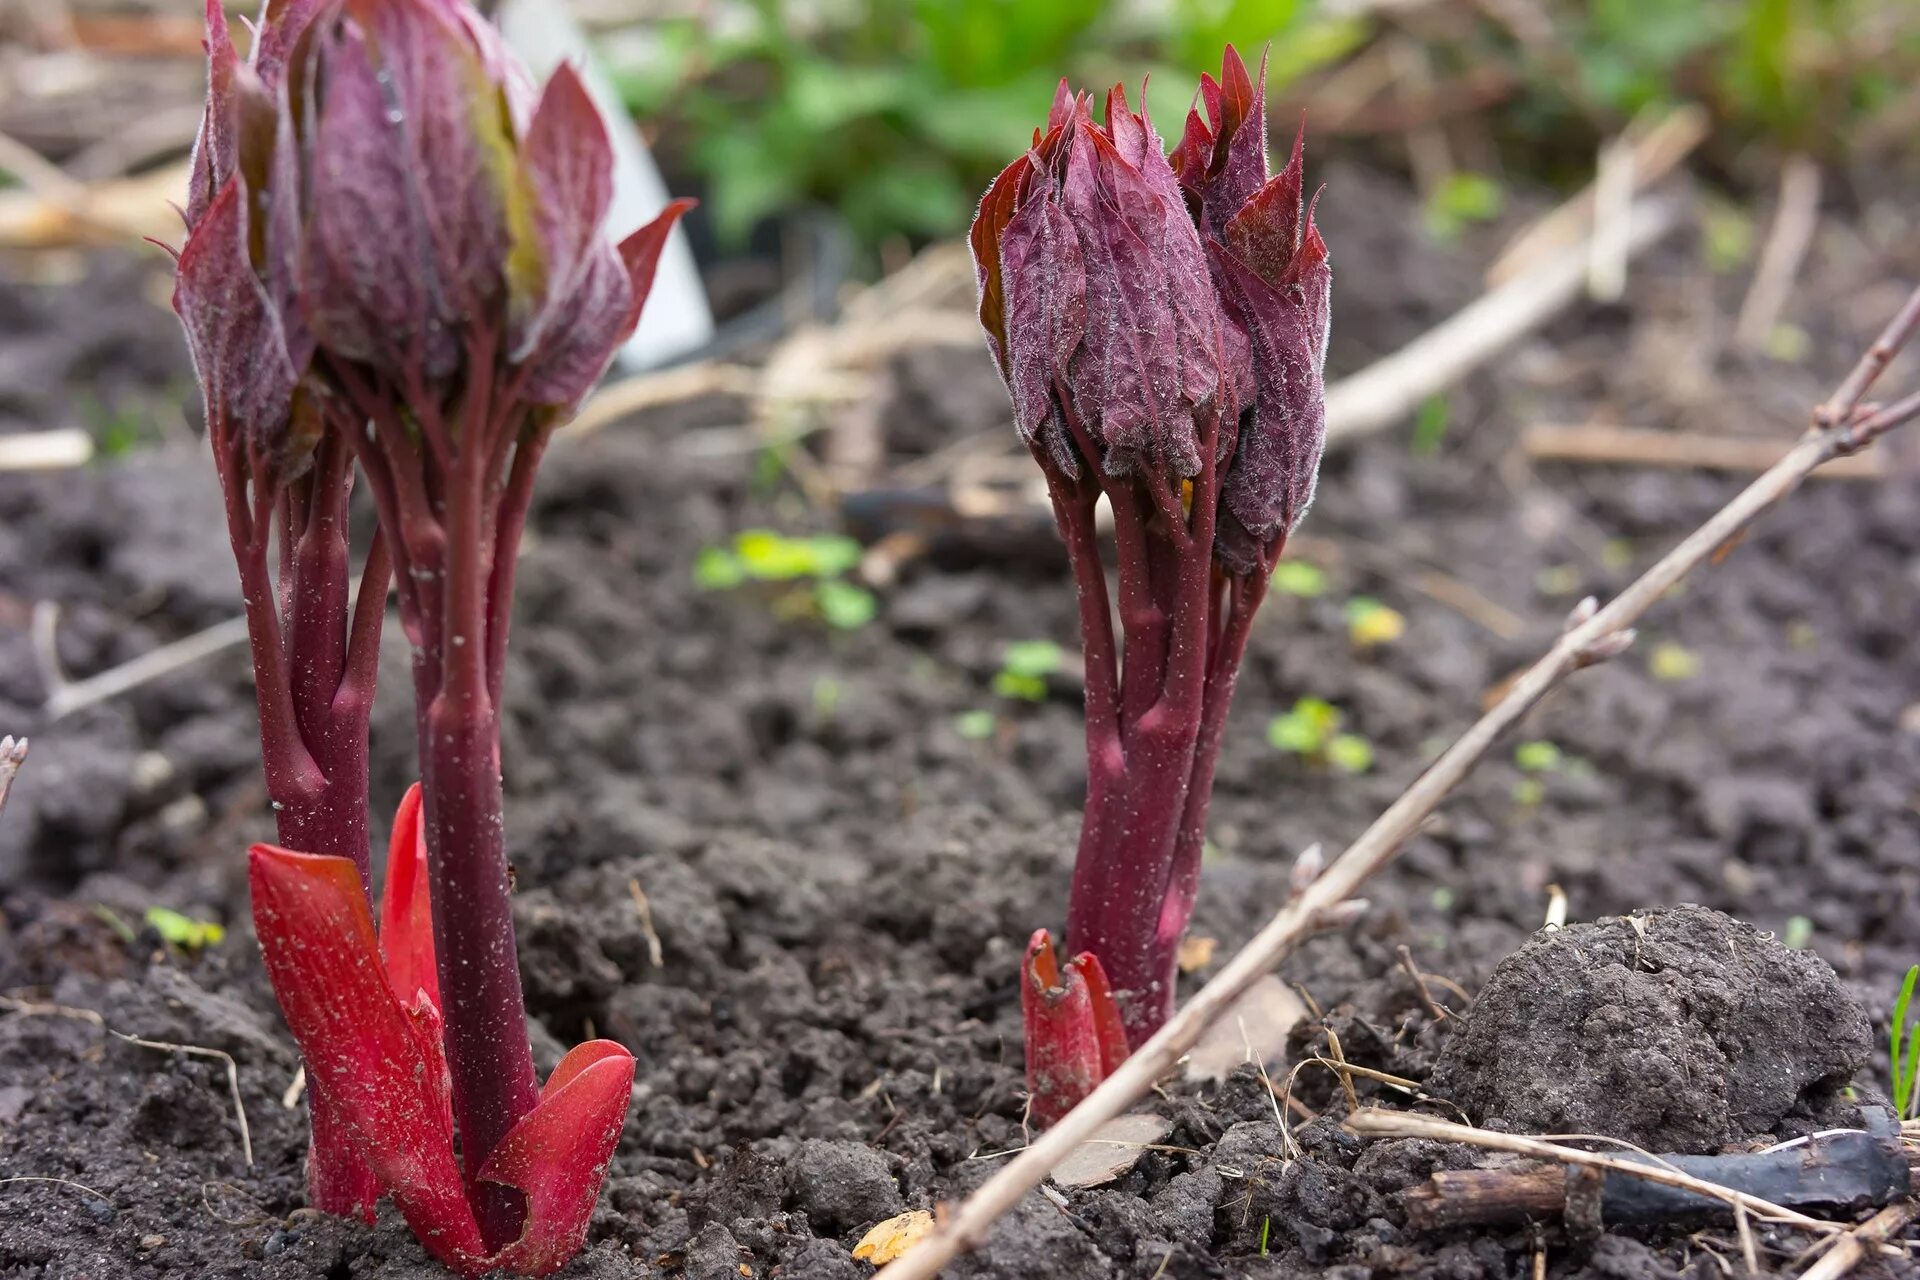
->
[2,160,1918,1279]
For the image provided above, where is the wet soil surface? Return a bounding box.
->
[1,162,1918,1278]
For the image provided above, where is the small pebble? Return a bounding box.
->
[83,1198,114,1224]
[263,1229,300,1256]
[139,1235,166,1251]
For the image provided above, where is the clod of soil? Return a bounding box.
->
[1427,904,1871,1152]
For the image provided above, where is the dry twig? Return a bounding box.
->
[1798,1201,1919,1280]
[1323,199,1682,446]
[1346,1110,1835,1234]
[0,996,253,1168]
[873,283,1920,1280]
[43,615,251,722]
[1735,155,1823,353]
[0,737,28,819]
[1487,106,1709,287]
[1522,423,1888,479]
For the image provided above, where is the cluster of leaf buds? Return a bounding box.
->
[973,47,1330,1117]
[172,0,687,1270]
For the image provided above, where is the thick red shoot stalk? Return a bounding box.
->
[972,49,1330,1063]
[171,0,393,1216]
[175,0,690,1266]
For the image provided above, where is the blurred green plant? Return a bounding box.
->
[992,639,1065,702]
[145,906,226,950]
[1267,696,1372,773]
[1893,965,1919,1120]
[609,0,1362,248]
[1344,597,1405,648]
[1557,0,1915,149]
[955,708,999,740]
[1270,559,1328,597]
[1423,172,1505,242]
[694,529,876,628]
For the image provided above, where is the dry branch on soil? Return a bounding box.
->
[1354,1109,1910,1232]
[873,286,1920,1279]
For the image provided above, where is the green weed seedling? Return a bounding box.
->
[1268,697,1373,774]
[695,530,876,630]
[1893,965,1919,1121]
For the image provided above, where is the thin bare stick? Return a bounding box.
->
[1798,1201,1919,1280]
[1396,945,1448,1021]
[1487,105,1709,287]
[1522,423,1888,479]
[43,615,251,722]
[1819,288,1920,428]
[1586,135,1635,302]
[0,428,94,472]
[0,1176,112,1200]
[873,284,1920,1280]
[1344,1110,1834,1234]
[0,737,27,819]
[1734,155,1822,353]
[112,1033,253,1169]
[1323,199,1682,446]
[282,1065,307,1110]
[0,997,253,1168]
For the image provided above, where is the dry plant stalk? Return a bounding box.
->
[1799,1201,1919,1280]
[874,286,1920,1280]
[1344,1109,1833,1233]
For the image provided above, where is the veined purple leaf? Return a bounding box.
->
[1000,186,1085,474]
[512,63,616,356]
[352,0,510,339]
[299,22,426,368]
[185,0,239,229]
[174,178,307,481]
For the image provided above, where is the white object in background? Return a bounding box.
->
[497,0,713,368]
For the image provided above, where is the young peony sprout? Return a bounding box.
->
[172,0,689,1270]
[971,47,1329,1113]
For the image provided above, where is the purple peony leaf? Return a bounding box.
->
[1000,186,1085,475]
[971,154,1031,383]
[185,0,239,229]
[615,197,694,315]
[1171,46,1269,242]
[299,22,427,370]
[350,0,510,336]
[512,62,616,356]
[520,197,693,409]
[519,243,630,408]
[1222,123,1308,289]
[1061,115,1223,478]
[253,0,337,89]
[1210,228,1329,572]
[174,178,309,482]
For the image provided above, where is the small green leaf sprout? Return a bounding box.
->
[145,906,226,950]
[1270,560,1327,597]
[993,640,1065,702]
[1267,697,1372,773]
[694,530,876,629]
[1892,965,1919,1121]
